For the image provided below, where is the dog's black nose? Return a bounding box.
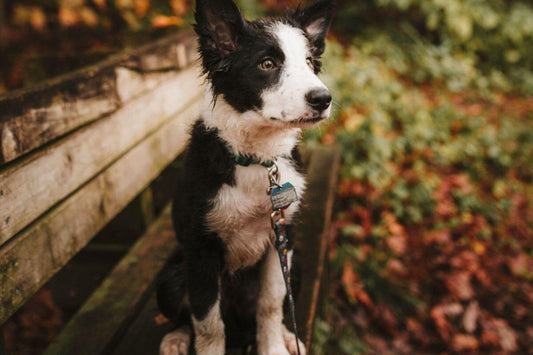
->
[306,88,332,111]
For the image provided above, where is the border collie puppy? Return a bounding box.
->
[157,0,333,354]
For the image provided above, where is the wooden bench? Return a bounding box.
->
[0,30,340,355]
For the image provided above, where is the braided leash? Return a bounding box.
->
[272,212,302,355]
[267,163,301,355]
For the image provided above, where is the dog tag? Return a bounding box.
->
[270,182,298,210]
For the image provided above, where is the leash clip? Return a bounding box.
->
[267,162,282,194]
[270,209,284,230]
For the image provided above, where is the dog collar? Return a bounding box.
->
[223,144,275,168]
[211,127,275,168]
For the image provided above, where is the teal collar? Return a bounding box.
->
[212,127,275,168]
[224,144,275,168]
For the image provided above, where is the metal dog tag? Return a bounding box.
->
[270,182,298,210]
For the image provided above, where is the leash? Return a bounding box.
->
[216,130,301,353]
[267,162,302,355]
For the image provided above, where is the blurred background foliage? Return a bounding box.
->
[1,0,532,354]
[309,0,533,353]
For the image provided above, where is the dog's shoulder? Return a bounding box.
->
[185,119,236,186]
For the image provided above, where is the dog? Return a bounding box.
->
[156,0,333,354]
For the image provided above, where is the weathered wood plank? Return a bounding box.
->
[0,31,197,165]
[294,146,340,350]
[112,292,254,355]
[0,63,202,246]
[111,294,176,355]
[43,205,177,355]
[0,99,200,325]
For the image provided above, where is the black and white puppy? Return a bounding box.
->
[157,0,333,354]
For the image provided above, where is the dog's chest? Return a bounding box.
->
[206,157,305,273]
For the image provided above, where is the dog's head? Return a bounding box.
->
[195,0,334,128]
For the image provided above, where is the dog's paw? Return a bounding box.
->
[160,327,191,355]
[257,344,291,355]
[282,326,306,355]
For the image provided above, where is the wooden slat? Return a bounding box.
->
[0,31,197,165]
[0,98,200,325]
[294,146,340,350]
[0,64,202,246]
[43,206,177,355]
[111,294,176,355]
[112,293,252,355]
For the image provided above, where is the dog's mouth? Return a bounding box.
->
[268,113,329,127]
[299,116,326,123]
[289,115,328,126]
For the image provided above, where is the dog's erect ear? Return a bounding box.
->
[292,0,334,56]
[195,0,244,58]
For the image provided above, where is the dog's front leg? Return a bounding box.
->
[257,245,290,355]
[187,235,225,355]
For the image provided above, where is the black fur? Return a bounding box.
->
[292,0,334,58]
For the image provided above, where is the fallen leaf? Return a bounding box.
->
[494,319,518,352]
[445,271,474,300]
[452,334,479,352]
[151,15,183,28]
[430,304,453,341]
[463,301,479,333]
[154,313,169,325]
[341,262,360,302]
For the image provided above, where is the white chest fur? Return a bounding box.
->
[206,157,305,273]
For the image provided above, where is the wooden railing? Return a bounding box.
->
[0,30,201,324]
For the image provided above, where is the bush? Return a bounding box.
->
[334,0,533,94]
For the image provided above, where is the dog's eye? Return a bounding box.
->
[260,59,276,71]
[306,58,314,70]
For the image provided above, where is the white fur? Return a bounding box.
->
[192,296,225,355]
[256,246,290,355]
[202,87,301,161]
[282,324,307,355]
[206,155,305,273]
[260,23,331,123]
[160,327,191,355]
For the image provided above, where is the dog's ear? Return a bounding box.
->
[292,0,334,56]
[195,0,245,58]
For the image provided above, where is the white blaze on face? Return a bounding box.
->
[260,23,330,122]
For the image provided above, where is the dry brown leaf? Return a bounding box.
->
[134,0,150,17]
[463,301,479,333]
[386,235,407,256]
[493,319,518,352]
[152,15,183,28]
[58,7,79,27]
[29,7,46,31]
[430,304,453,341]
[508,253,532,277]
[443,303,464,317]
[386,259,406,276]
[341,262,360,302]
[445,271,474,300]
[424,229,451,244]
[154,313,169,325]
[452,334,479,351]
